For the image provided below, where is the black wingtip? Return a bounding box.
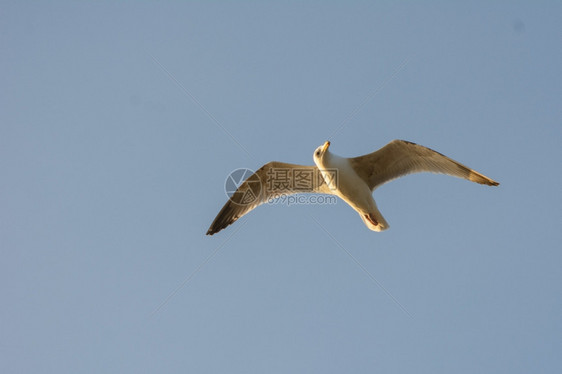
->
[206,220,230,236]
[206,226,219,236]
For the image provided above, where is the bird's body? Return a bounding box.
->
[206,140,498,235]
[315,150,388,231]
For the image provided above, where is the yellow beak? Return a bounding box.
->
[322,141,331,152]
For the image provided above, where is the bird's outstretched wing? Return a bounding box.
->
[349,140,499,191]
[207,162,334,235]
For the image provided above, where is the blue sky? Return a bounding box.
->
[2,1,561,373]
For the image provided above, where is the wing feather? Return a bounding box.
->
[349,140,499,190]
[206,162,334,235]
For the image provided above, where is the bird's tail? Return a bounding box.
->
[360,211,389,232]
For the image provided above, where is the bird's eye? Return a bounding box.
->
[315,151,320,156]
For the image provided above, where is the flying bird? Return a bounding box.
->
[206,140,499,235]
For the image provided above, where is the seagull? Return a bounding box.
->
[206,140,499,235]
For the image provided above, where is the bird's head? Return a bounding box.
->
[313,140,331,166]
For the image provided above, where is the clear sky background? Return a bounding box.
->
[2,1,561,373]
